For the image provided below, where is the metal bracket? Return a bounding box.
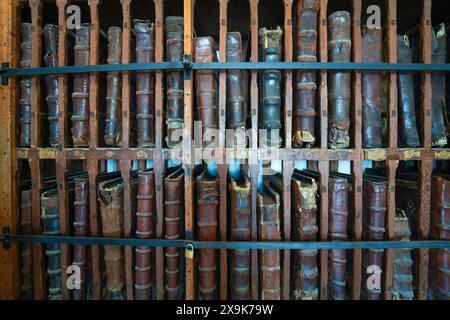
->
[183,54,192,80]
[1,227,10,250]
[1,62,9,86]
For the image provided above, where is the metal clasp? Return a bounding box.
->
[1,62,10,86]
[185,242,194,259]
[183,54,192,80]
[1,227,10,250]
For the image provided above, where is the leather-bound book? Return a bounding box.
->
[431,24,448,147]
[226,32,248,148]
[133,20,155,147]
[291,171,318,300]
[19,23,32,147]
[41,189,62,300]
[259,27,283,148]
[229,171,251,300]
[71,24,91,147]
[258,183,281,300]
[196,170,219,300]
[20,190,33,300]
[294,0,319,148]
[165,17,184,148]
[397,35,420,148]
[392,210,414,300]
[135,169,154,300]
[361,26,382,148]
[43,24,59,147]
[362,178,387,300]
[328,11,351,149]
[195,37,217,147]
[164,167,184,299]
[104,27,122,147]
[73,177,89,300]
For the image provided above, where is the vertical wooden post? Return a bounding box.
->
[121,0,131,149]
[120,159,133,299]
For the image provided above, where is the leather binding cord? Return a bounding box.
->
[135,169,154,300]
[41,189,62,300]
[392,210,414,300]
[19,23,32,147]
[196,170,219,300]
[165,17,184,148]
[226,32,248,148]
[43,24,59,147]
[431,24,448,148]
[328,11,351,149]
[20,190,33,300]
[361,26,382,148]
[328,177,348,300]
[257,183,281,300]
[133,19,155,147]
[397,35,420,148]
[229,171,251,300]
[104,27,122,147]
[164,167,184,300]
[71,24,91,147]
[294,0,319,148]
[195,37,217,148]
[259,27,283,148]
[362,178,387,300]
[291,172,318,300]
[73,177,89,300]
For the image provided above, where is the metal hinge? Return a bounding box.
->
[183,54,192,80]
[1,227,10,250]
[1,62,9,86]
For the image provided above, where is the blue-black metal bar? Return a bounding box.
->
[3,233,450,250]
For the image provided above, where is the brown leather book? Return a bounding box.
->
[328,11,351,149]
[294,0,319,148]
[43,24,59,147]
[258,183,281,300]
[19,23,32,147]
[196,170,219,300]
[133,20,155,147]
[71,24,91,147]
[165,17,184,148]
[229,171,251,300]
[20,190,33,300]
[104,27,122,147]
[164,167,184,299]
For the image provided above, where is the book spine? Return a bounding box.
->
[20,190,33,300]
[19,23,32,147]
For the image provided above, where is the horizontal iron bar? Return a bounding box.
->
[4,234,450,250]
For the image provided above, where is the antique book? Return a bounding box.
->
[43,24,59,147]
[362,178,387,300]
[196,170,219,300]
[133,19,155,147]
[73,177,89,300]
[164,167,184,299]
[165,17,184,148]
[294,0,319,148]
[328,11,351,149]
[71,24,91,147]
[291,171,318,300]
[229,171,251,300]
[361,26,383,148]
[20,190,33,300]
[41,188,62,300]
[135,169,154,300]
[259,27,283,148]
[104,27,122,147]
[258,183,281,300]
[195,37,218,147]
[19,23,32,147]
[397,35,420,148]
[226,31,248,147]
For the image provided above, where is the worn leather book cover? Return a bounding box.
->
[294,0,319,148]
[71,24,91,147]
[259,27,283,148]
[258,183,281,300]
[164,167,184,299]
[229,171,251,300]
[196,170,219,300]
[133,20,155,147]
[165,17,184,148]
[43,24,59,147]
[328,11,351,149]
[20,190,33,300]
[104,27,122,147]
[19,23,32,147]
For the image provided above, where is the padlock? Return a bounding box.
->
[185,243,194,259]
